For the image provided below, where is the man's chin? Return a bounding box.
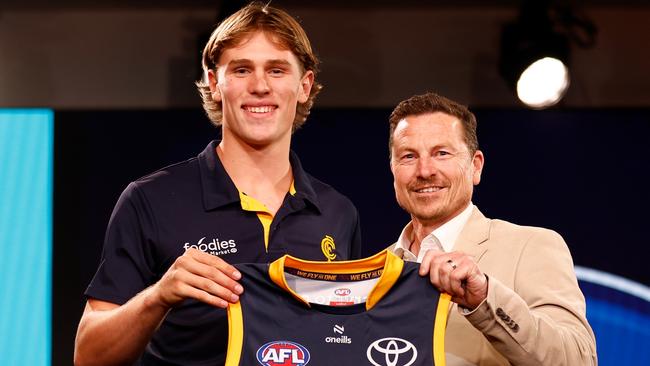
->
[412,210,446,225]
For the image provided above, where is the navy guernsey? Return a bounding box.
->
[85,140,362,365]
[226,250,450,366]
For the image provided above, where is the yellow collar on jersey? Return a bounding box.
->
[268,249,404,311]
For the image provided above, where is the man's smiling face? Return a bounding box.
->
[390,112,484,228]
[210,31,313,148]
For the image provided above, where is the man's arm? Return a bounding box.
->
[420,230,597,365]
[74,249,243,366]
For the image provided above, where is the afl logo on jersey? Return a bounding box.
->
[256,341,310,365]
[334,288,351,296]
[366,337,417,366]
[321,235,336,261]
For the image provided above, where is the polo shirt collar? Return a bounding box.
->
[198,140,321,212]
[288,149,321,212]
[198,140,239,210]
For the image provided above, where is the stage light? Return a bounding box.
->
[499,1,572,109]
[516,57,569,109]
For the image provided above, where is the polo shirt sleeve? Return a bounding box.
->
[85,182,159,305]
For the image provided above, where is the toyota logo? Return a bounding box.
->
[366,337,418,366]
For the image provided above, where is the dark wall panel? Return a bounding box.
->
[53,108,650,365]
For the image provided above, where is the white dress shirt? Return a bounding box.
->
[393,203,475,262]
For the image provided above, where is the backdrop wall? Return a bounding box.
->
[52,107,650,365]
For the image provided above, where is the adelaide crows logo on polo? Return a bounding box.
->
[256,341,310,365]
[321,235,336,261]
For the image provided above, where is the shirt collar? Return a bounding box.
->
[434,202,474,252]
[198,140,321,212]
[394,203,475,262]
[287,148,321,212]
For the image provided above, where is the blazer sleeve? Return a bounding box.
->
[463,229,598,365]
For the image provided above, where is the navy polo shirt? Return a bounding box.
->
[85,140,362,365]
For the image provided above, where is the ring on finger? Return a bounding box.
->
[446,259,457,270]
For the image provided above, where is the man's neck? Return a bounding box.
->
[217,134,293,215]
[400,201,474,255]
[408,203,473,255]
[409,220,445,255]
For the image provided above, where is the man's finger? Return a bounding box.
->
[419,247,443,276]
[185,248,242,282]
[180,257,244,296]
[179,283,230,309]
[183,272,240,304]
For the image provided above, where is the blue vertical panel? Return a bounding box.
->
[577,266,650,365]
[0,109,53,366]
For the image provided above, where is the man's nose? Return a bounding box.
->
[249,71,270,95]
[416,156,438,178]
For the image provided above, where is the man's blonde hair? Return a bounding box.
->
[196,2,322,130]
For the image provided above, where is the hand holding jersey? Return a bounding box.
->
[419,248,487,310]
[152,248,243,309]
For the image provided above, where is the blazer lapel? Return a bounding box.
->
[454,206,491,263]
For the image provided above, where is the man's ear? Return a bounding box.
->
[472,150,484,185]
[298,70,314,103]
[207,69,221,102]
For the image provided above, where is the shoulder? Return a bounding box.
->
[490,218,563,241]
[487,217,569,254]
[132,157,199,190]
[113,157,202,215]
[124,157,199,197]
[306,173,358,214]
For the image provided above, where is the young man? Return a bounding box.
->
[387,92,597,365]
[74,3,361,365]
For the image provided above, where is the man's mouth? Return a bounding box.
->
[414,186,443,193]
[243,105,276,113]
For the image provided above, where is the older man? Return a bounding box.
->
[388,92,597,365]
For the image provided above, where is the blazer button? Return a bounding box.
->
[496,308,505,317]
[512,323,520,332]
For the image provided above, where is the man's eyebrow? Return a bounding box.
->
[228,59,253,67]
[265,59,292,67]
[226,59,292,68]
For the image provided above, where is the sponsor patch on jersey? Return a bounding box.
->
[256,341,310,365]
[182,236,237,256]
[366,337,417,366]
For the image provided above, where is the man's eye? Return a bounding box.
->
[269,68,285,76]
[436,151,452,158]
[234,68,250,75]
[401,153,415,161]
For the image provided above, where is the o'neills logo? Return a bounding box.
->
[325,335,352,344]
[325,324,352,344]
[183,237,237,256]
[321,235,336,261]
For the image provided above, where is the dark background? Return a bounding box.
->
[53,107,650,365]
[3,0,648,364]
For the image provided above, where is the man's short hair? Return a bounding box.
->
[196,2,322,129]
[388,92,479,157]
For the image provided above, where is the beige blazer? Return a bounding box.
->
[390,207,597,366]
